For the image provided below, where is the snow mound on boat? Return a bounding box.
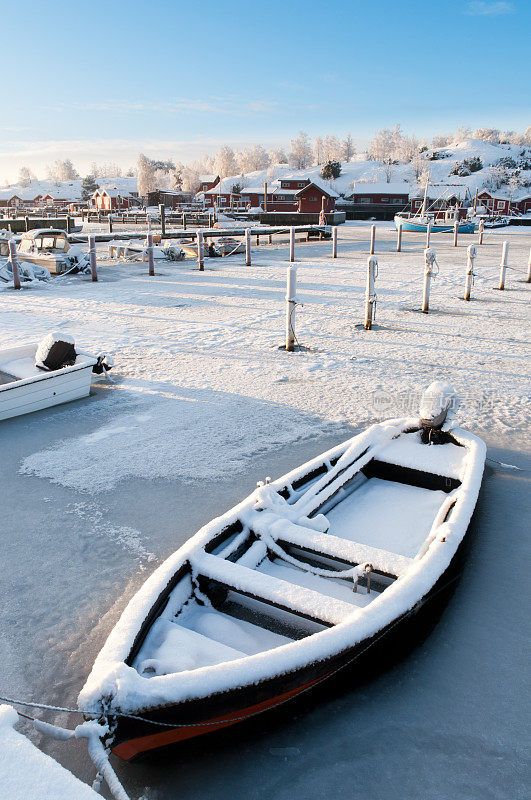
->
[20,392,333,492]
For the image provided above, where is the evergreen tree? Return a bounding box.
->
[321,161,342,180]
[81,174,99,201]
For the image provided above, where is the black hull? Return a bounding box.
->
[111,525,471,761]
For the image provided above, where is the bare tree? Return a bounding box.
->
[313,136,323,165]
[137,153,157,196]
[46,159,79,182]
[289,131,312,170]
[213,145,238,178]
[341,134,355,162]
[18,166,35,187]
[269,146,288,164]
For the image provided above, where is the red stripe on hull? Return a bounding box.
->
[113,673,329,760]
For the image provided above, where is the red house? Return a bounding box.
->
[477,191,511,215]
[269,179,336,213]
[92,184,140,211]
[513,191,531,214]
[198,175,220,192]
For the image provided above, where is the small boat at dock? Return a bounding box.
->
[79,382,485,761]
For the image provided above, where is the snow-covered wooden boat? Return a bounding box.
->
[0,335,107,421]
[79,383,485,761]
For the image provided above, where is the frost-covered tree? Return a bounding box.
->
[452,126,472,143]
[236,145,270,174]
[313,137,323,165]
[46,159,79,182]
[322,135,342,164]
[473,128,501,144]
[81,174,99,201]
[289,132,312,170]
[269,146,288,164]
[342,134,355,162]
[18,166,35,187]
[432,134,450,148]
[213,145,237,178]
[137,153,157,196]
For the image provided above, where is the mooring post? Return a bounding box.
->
[24,215,29,233]
[527,248,531,283]
[422,248,437,313]
[289,226,295,262]
[465,244,477,301]
[364,255,378,330]
[453,220,458,247]
[147,232,155,276]
[286,263,298,352]
[182,212,186,231]
[8,240,20,290]
[369,224,375,255]
[396,223,402,252]
[108,214,113,234]
[88,235,98,282]
[197,229,204,271]
[268,232,272,245]
[332,225,338,258]
[426,222,431,248]
[478,219,484,245]
[256,234,260,247]
[159,204,166,236]
[498,241,509,290]
[245,228,251,266]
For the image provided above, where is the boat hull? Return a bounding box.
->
[395,217,476,234]
[110,529,470,761]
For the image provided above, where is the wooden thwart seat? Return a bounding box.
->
[195,552,357,627]
[274,522,413,577]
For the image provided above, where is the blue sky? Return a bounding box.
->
[0,0,529,181]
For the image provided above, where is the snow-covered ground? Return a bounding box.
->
[0,222,529,798]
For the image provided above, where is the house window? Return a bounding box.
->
[308,196,318,201]
[497,200,505,209]
[359,197,370,204]
[392,197,404,204]
[297,182,305,187]
[381,197,389,203]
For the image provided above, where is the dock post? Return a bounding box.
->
[478,219,484,245]
[8,240,20,290]
[465,244,477,301]
[289,226,295,262]
[88,235,98,282]
[182,213,186,230]
[286,264,297,352]
[426,222,431,248]
[396,223,402,252]
[498,241,509,290]
[197,229,204,271]
[527,248,531,283]
[364,256,378,330]
[256,234,260,247]
[159,204,166,236]
[332,225,338,258]
[369,224,375,255]
[245,228,251,266]
[24,215,30,233]
[147,232,155,276]
[422,248,437,313]
[108,215,113,234]
[453,221,458,247]
[268,232,272,245]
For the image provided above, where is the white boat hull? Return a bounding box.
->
[0,344,97,421]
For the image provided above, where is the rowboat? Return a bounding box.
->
[79,383,485,761]
[0,334,111,421]
[395,215,476,234]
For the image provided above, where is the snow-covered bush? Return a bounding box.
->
[321,161,341,180]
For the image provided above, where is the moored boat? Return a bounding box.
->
[395,215,476,234]
[0,334,112,421]
[79,382,485,761]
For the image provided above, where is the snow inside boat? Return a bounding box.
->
[0,335,104,421]
[79,385,485,761]
[16,229,89,275]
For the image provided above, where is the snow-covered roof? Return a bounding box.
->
[199,174,218,182]
[349,182,411,196]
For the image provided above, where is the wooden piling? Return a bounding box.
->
[108,215,113,234]
[465,243,477,301]
[527,248,531,283]
[478,219,484,245]
[289,227,295,262]
[369,224,375,255]
[332,225,338,258]
[147,232,155,276]
[264,181,268,213]
[422,248,436,313]
[286,264,297,352]
[396,223,402,252]
[364,256,377,330]
[453,221,458,247]
[245,228,251,266]
[88,235,98,282]
[498,241,509,290]
[182,213,187,231]
[197,229,204,271]
[426,222,431,248]
[8,241,20,289]
[159,204,166,235]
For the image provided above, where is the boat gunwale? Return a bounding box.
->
[0,344,97,393]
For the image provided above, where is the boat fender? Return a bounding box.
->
[35,332,76,371]
[419,380,457,444]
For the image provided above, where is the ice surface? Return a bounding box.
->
[325,478,448,557]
